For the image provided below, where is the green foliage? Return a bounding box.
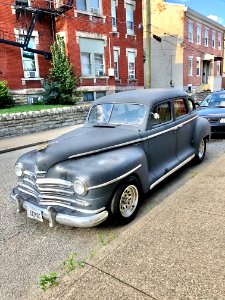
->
[43,36,81,105]
[0,81,14,109]
[39,272,58,291]
[63,252,85,273]
[97,232,116,246]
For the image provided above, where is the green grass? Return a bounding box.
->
[0,105,72,114]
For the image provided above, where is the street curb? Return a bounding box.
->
[0,141,48,154]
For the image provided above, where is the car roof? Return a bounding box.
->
[94,88,189,106]
[210,90,225,95]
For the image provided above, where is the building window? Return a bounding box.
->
[218,32,222,50]
[94,54,104,76]
[15,0,28,7]
[83,91,106,101]
[188,19,193,43]
[204,27,209,47]
[196,58,201,76]
[212,31,215,48]
[111,0,117,31]
[188,57,193,76]
[128,51,135,79]
[80,38,105,77]
[217,61,221,76]
[81,53,91,76]
[76,0,100,14]
[114,49,119,79]
[197,23,201,44]
[126,3,134,35]
[19,37,39,78]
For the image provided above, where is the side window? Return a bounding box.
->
[174,98,188,118]
[187,98,195,112]
[149,102,171,127]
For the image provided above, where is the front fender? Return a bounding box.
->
[193,117,211,153]
[47,144,149,203]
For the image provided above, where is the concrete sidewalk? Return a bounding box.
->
[0,124,82,154]
[35,153,225,300]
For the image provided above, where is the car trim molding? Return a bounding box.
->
[88,164,142,190]
[68,116,197,159]
[150,154,195,190]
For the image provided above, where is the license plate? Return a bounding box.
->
[220,118,225,123]
[27,205,43,222]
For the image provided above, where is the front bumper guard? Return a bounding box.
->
[10,190,108,228]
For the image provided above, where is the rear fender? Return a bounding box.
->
[193,117,211,154]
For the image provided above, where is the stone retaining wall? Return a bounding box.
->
[0,105,90,138]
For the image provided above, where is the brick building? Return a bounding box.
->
[0,0,144,103]
[149,0,225,92]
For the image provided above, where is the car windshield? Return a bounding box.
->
[88,103,146,126]
[200,94,225,108]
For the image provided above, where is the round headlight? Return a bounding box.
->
[15,162,24,177]
[73,178,88,196]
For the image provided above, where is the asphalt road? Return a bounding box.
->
[0,138,225,299]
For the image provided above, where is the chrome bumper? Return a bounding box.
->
[10,190,108,228]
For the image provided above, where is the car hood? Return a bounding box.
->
[36,126,142,171]
[198,107,225,117]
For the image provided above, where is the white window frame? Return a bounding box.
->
[111,0,118,32]
[126,3,134,35]
[218,32,222,50]
[212,30,215,49]
[113,48,119,79]
[204,27,209,47]
[196,57,201,77]
[188,19,193,43]
[188,56,193,77]
[196,23,201,45]
[126,48,137,80]
[19,36,39,79]
[76,0,102,15]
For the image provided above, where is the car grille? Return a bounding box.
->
[18,170,90,211]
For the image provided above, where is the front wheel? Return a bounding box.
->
[194,138,206,164]
[110,176,140,225]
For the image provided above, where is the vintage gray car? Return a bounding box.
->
[10,89,211,228]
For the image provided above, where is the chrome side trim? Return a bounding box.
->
[68,116,197,159]
[88,164,142,190]
[150,154,195,190]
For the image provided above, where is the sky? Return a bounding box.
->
[166,0,225,26]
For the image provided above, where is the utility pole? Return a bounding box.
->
[144,0,151,88]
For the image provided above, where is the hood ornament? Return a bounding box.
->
[37,142,48,152]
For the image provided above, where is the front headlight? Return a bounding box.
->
[15,162,24,177]
[73,178,88,196]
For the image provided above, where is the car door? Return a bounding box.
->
[146,100,179,186]
[174,97,197,163]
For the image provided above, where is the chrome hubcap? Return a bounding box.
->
[198,139,205,158]
[119,185,139,218]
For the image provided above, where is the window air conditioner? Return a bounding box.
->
[25,71,37,78]
[91,7,99,14]
[96,70,105,76]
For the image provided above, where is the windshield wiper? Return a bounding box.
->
[93,123,117,128]
[213,105,225,108]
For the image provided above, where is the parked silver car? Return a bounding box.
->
[10,89,211,228]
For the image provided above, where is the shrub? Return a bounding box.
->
[0,81,14,109]
[43,36,81,105]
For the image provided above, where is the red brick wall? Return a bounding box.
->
[0,0,52,90]
[183,15,224,87]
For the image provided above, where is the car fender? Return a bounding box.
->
[193,117,211,153]
[47,144,149,203]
